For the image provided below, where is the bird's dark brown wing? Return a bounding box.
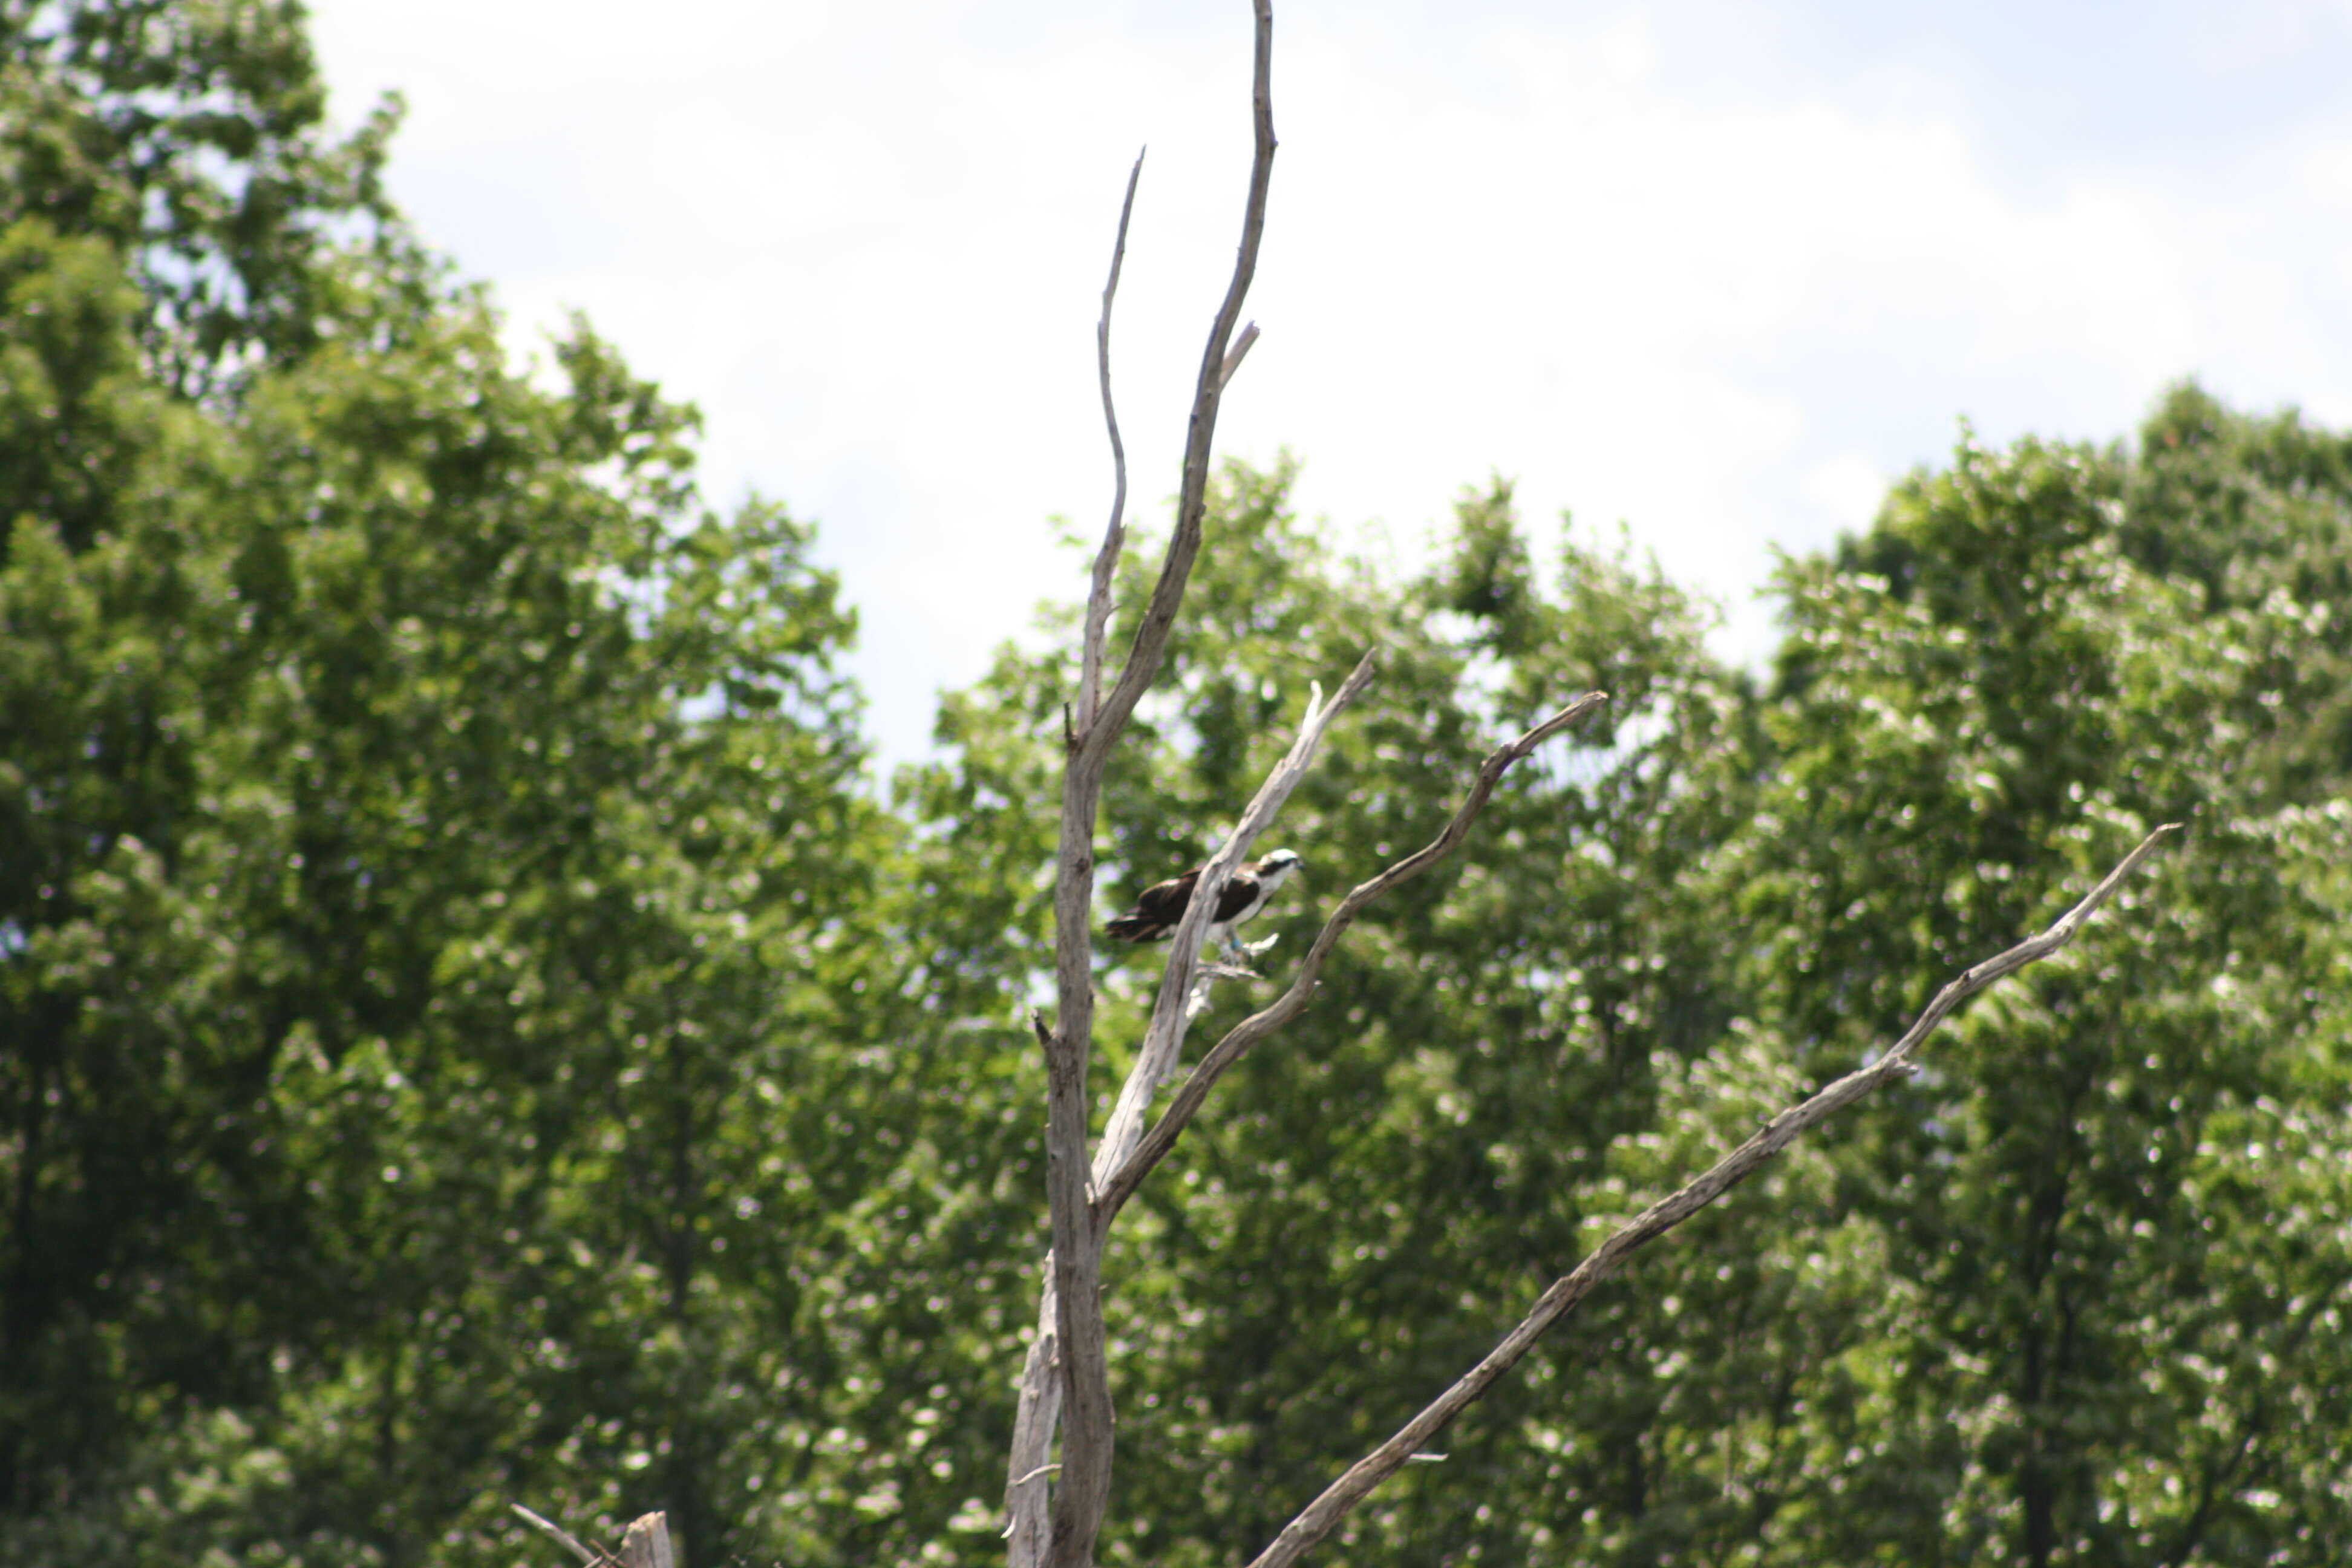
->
[1134,869,1201,923]
[1212,867,1266,924]
[1105,867,1202,942]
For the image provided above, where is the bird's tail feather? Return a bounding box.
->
[1105,915,1174,942]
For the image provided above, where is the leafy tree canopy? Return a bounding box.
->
[0,7,1028,1566]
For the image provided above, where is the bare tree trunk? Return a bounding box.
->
[1004,5,1277,1565]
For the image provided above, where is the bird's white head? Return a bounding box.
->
[1255,848,1302,885]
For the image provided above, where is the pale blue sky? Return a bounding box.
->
[307,0,2352,767]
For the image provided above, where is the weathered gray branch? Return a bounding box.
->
[1097,690,1611,1223]
[1079,0,1276,762]
[512,1504,600,1567]
[1243,824,2181,1568]
[1074,149,1145,737]
[1218,321,1261,390]
[1001,1258,1062,1564]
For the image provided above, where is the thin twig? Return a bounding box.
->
[1218,321,1261,390]
[1099,690,1610,1223]
[1076,148,1146,739]
[1243,825,2181,1568]
[512,1503,602,1567]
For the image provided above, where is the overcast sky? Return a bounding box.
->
[305,0,2352,768]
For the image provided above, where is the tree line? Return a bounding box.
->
[4,3,2350,1565]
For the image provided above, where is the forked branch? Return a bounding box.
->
[1081,0,1278,759]
[1242,824,2181,1568]
[1020,5,1280,1565]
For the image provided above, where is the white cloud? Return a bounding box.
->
[307,0,2352,765]
[1803,454,1890,538]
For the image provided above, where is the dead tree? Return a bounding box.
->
[1001,3,2178,1566]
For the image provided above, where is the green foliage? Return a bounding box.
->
[1,0,406,396]
[1708,408,2352,1566]
[0,15,1038,1566]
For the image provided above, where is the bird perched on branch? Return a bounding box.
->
[1105,849,1302,962]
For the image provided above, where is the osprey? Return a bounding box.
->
[1106,849,1302,961]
